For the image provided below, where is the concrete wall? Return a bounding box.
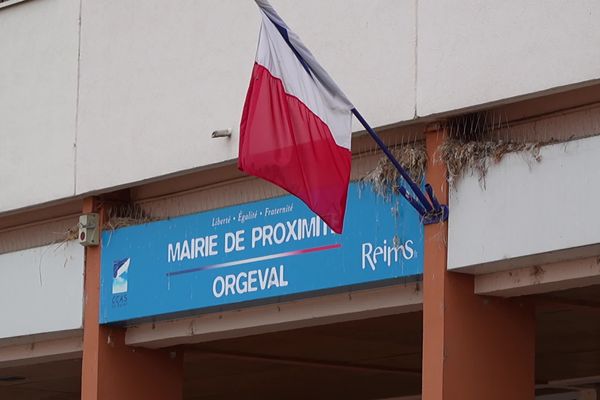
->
[2,0,600,213]
[0,241,84,340]
[448,134,600,273]
[0,0,80,212]
[74,0,416,194]
[417,0,600,116]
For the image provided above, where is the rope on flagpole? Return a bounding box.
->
[351,108,448,225]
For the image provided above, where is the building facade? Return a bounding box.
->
[1,0,600,399]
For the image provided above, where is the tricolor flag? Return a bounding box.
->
[239,0,354,234]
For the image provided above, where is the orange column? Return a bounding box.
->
[421,125,535,400]
[81,197,184,400]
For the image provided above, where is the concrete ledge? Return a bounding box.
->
[126,283,423,349]
[0,0,34,11]
[475,256,600,297]
[0,332,82,368]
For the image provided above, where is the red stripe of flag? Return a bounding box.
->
[239,63,351,233]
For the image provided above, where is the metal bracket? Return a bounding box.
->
[422,183,449,225]
[422,205,449,225]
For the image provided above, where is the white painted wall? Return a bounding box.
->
[74,0,416,195]
[2,0,600,213]
[448,135,600,273]
[0,241,84,340]
[0,0,80,212]
[417,0,600,116]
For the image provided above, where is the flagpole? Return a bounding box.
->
[395,184,428,216]
[351,108,448,223]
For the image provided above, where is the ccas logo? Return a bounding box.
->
[112,258,131,294]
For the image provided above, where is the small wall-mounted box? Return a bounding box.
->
[78,213,100,246]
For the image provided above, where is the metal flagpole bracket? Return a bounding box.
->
[422,184,449,225]
[422,205,449,225]
[350,108,449,225]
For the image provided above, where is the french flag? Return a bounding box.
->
[239,0,354,234]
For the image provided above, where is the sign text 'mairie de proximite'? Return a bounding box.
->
[99,183,424,324]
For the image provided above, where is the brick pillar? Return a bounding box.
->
[421,125,535,400]
[81,197,184,400]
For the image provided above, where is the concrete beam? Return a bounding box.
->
[126,282,423,349]
[536,390,596,400]
[0,334,83,368]
[475,256,600,297]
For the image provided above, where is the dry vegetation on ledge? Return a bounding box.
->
[361,141,427,199]
[438,112,559,188]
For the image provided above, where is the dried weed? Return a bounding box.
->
[438,138,544,187]
[362,142,427,199]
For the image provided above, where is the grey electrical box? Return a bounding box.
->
[78,213,100,246]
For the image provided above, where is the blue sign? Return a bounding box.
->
[100,183,423,324]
